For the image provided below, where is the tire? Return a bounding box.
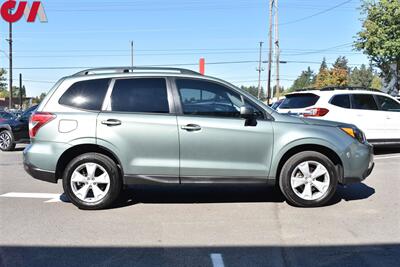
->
[279,151,338,207]
[0,130,16,152]
[62,153,122,210]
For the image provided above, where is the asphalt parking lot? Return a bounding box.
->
[0,145,399,267]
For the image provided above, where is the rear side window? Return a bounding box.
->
[59,79,110,111]
[375,95,400,112]
[351,94,378,110]
[330,94,350,109]
[110,78,169,113]
[279,93,319,109]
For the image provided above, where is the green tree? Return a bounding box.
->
[288,67,315,92]
[350,64,374,87]
[240,85,264,99]
[371,75,382,89]
[315,56,350,88]
[355,0,400,95]
[0,68,8,98]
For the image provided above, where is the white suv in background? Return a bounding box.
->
[277,88,400,145]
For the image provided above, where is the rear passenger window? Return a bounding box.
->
[110,78,169,113]
[59,79,110,110]
[352,94,378,110]
[330,94,350,109]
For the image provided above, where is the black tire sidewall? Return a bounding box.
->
[62,153,121,210]
[279,151,338,207]
[0,130,15,152]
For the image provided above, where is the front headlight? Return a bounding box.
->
[340,127,366,143]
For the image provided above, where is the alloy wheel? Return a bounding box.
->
[290,160,330,201]
[0,132,11,150]
[70,162,111,203]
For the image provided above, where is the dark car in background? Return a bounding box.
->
[0,105,38,151]
[0,111,16,122]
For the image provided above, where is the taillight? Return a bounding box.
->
[29,112,56,138]
[303,108,329,117]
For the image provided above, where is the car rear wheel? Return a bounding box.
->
[279,151,338,207]
[62,153,122,210]
[0,130,16,152]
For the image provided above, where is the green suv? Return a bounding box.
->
[23,67,374,209]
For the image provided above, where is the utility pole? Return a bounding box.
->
[19,73,23,109]
[130,41,134,68]
[257,41,264,99]
[266,0,274,105]
[275,0,280,100]
[7,18,13,109]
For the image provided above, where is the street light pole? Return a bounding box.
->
[7,18,13,109]
[267,0,274,105]
[131,41,134,68]
[257,41,264,100]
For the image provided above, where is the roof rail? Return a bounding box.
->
[294,86,382,92]
[319,86,381,92]
[72,67,199,76]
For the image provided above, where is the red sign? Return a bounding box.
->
[1,0,47,23]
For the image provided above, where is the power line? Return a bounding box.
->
[279,0,354,26]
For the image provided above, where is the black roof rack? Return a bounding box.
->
[72,67,199,76]
[294,86,382,92]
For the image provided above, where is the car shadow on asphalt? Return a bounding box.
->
[1,244,398,267]
[109,182,375,209]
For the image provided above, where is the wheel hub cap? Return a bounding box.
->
[290,160,330,201]
[70,163,111,203]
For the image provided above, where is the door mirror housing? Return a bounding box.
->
[240,105,257,126]
[240,105,255,119]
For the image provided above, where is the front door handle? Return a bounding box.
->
[181,124,201,131]
[101,119,122,126]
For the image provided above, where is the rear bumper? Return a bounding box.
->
[23,160,57,183]
[23,144,58,183]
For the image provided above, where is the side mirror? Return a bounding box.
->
[240,105,255,119]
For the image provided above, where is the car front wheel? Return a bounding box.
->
[62,153,122,210]
[279,151,338,207]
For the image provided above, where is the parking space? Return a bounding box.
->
[0,145,399,267]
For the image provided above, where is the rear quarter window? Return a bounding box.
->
[279,93,319,109]
[59,79,111,111]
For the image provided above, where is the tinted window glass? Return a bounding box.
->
[375,95,400,112]
[279,94,319,109]
[59,79,110,110]
[352,94,378,110]
[177,79,244,118]
[111,78,169,113]
[330,94,350,108]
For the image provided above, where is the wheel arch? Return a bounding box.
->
[273,144,344,185]
[55,144,124,180]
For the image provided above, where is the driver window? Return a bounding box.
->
[177,79,243,118]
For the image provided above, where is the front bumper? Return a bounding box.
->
[341,142,374,185]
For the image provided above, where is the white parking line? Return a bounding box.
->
[210,253,225,267]
[0,192,63,203]
[374,155,400,160]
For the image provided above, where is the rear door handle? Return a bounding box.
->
[101,119,122,126]
[181,124,201,131]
